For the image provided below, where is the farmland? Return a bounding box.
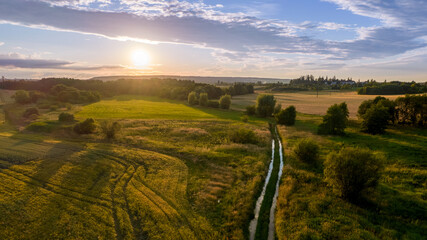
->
[275,114,427,239]
[232,91,405,118]
[0,96,271,239]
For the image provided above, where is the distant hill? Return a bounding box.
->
[90,75,291,84]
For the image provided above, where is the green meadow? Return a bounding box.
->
[76,95,248,121]
[275,114,427,239]
[0,95,271,240]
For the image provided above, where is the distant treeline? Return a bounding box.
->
[267,75,361,92]
[0,78,254,100]
[358,81,427,95]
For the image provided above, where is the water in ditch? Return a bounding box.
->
[249,128,284,240]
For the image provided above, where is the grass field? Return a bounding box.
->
[231,91,405,118]
[0,96,271,239]
[76,95,252,121]
[275,114,427,239]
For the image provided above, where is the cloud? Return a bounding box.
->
[0,42,4,46]
[0,0,426,64]
[0,53,123,70]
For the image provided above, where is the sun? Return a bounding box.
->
[132,50,150,68]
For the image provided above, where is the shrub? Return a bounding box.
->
[256,94,276,117]
[26,121,56,133]
[100,120,121,139]
[207,100,220,108]
[188,91,198,105]
[199,93,208,107]
[74,118,96,134]
[240,115,249,122]
[12,90,31,104]
[360,103,390,134]
[324,147,383,201]
[50,105,59,111]
[293,138,319,164]
[23,108,39,118]
[230,128,258,144]
[58,112,75,122]
[318,103,348,135]
[274,103,282,114]
[246,105,256,115]
[29,91,45,103]
[276,106,296,126]
[219,94,231,109]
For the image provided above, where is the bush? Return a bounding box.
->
[324,147,383,201]
[219,94,231,109]
[246,105,256,115]
[360,103,390,134]
[240,115,249,122]
[23,108,39,118]
[293,138,319,164]
[29,91,45,103]
[230,128,258,144]
[318,103,348,135]
[256,94,276,117]
[276,105,296,126]
[207,100,220,108]
[12,90,31,104]
[26,121,56,133]
[274,103,282,114]
[58,112,75,122]
[188,91,198,105]
[74,118,96,134]
[100,120,121,139]
[199,93,208,107]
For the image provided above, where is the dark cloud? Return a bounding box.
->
[0,54,123,70]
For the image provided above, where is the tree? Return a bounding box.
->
[22,107,39,118]
[318,103,348,135]
[245,105,256,115]
[293,138,319,164]
[219,94,231,109]
[276,105,296,126]
[12,90,31,104]
[199,93,208,106]
[188,91,197,105]
[360,103,390,134]
[324,147,383,201]
[58,112,75,122]
[74,118,96,134]
[100,120,121,139]
[256,94,276,117]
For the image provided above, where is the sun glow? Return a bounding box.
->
[132,50,150,68]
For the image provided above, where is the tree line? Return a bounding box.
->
[0,78,254,101]
[358,81,427,95]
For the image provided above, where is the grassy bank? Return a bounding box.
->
[275,113,427,239]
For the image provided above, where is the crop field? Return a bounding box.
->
[0,96,271,239]
[275,114,427,239]
[231,91,405,118]
[76,95,249,121]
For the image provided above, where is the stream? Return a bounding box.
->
[248,129,283,240]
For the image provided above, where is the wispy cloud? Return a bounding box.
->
[0,52,123,70]
[0,0,426,79]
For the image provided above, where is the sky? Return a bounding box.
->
[0,0,426,81]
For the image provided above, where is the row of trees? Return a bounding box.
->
[315,94,426,136]
[1,78,254,101]
[188,91,231,109]
[12,84,101,105]
[358,95,426,133]
[358,82,426,95]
